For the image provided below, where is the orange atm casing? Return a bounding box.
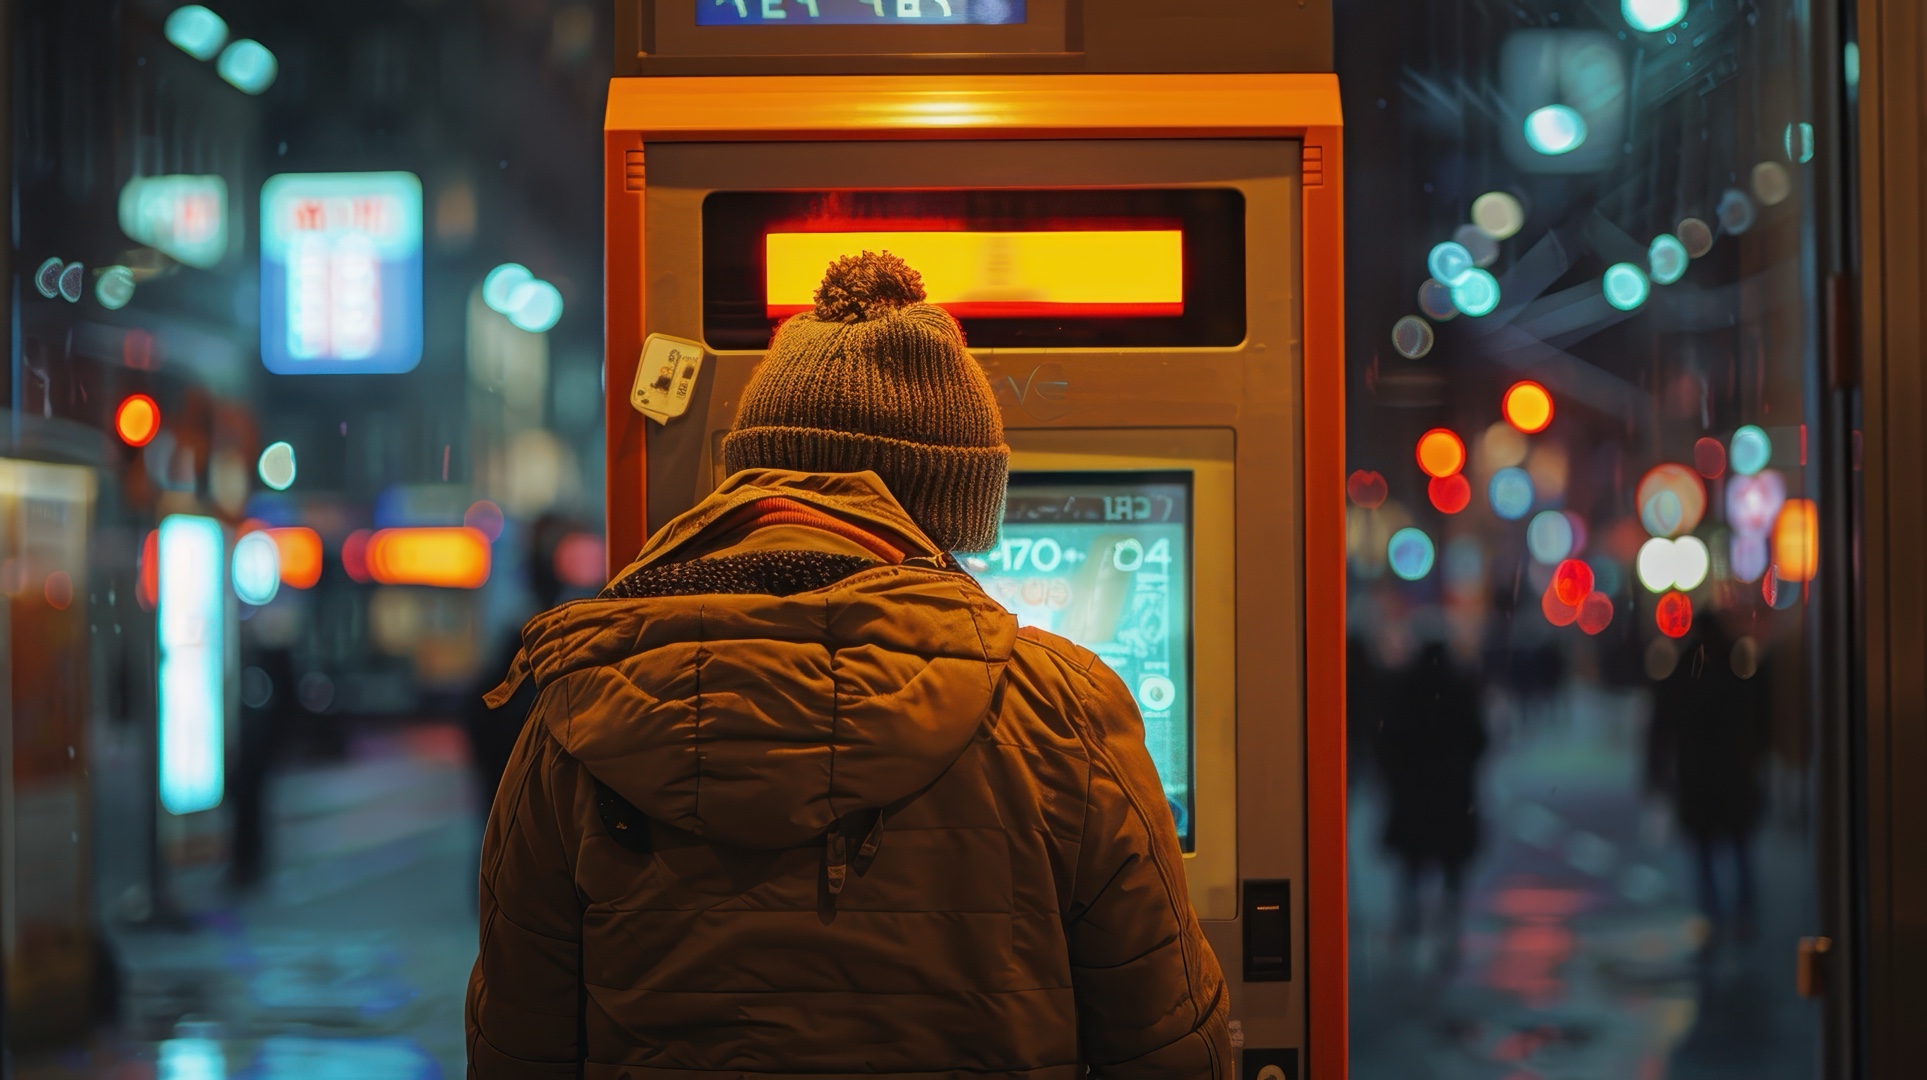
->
[604,73,1346,1079]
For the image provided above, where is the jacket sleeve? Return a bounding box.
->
[466,692,587,1078]
[1067,659,1233,1079]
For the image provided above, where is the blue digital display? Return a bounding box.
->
[960,472,1192,849]
[699,0,1025,26]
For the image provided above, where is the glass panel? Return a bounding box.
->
[1339,2,1834,1076]
[6,4,611,1073]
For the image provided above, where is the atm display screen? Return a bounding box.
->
[959,472,1194,850]
[703,189,1246,350]
[698,0,1026,25]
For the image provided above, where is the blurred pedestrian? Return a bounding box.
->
[1377,641,1489,955]
[1646,616,1770,941]
[466,512,574,813]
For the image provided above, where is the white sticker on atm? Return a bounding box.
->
[631,334,706,425]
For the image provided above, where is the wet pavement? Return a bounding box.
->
[1350,684,1823,1079]
[17,725,481,1080]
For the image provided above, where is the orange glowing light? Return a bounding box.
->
[44,571,73,611]
[1656,591,1693,638]
[1502,381,1554,434]
[138,529,159,612]
[764,230,1184,319]
[1428,473,1471,514]
[267,527,323,589]
[366,527,491,589]
[1416,428,1467,479]
[1772,498,1819,582]
[115,394,161,447]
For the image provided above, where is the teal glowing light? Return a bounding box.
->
[1622,0,1687,32]
[1450,268,1501,317]
[1388,527,1436,582]
[1428,242,1475,287]
[232,531,282,607]
[1846,43,1861,90]
[1603,263,1651,311]
[1785,122,1816,164]
[1730,425,1772,476]
[1648,235,1689,285]
[217,39,278,95]
[159,515,226,815]
[483,263,533,312]
[1527,510,1575,564]
[1524,105,1588,156]
[96,266,136,310]
[1489,467,1535,520]
[506,280,565,333]
[164,5,228,61]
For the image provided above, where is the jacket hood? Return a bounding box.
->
[495,470,1018,849]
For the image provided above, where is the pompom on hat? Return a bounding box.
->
[722,251,1010,552]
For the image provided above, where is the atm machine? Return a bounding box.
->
[604,4,1344,1076]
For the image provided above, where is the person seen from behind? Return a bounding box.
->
[465,251,1231,1078]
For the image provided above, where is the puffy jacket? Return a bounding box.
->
[466,469,1231,1079]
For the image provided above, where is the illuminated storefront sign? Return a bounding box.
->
[158,514,226,816]
[699,0,1025,25]
[118,175,229,269]
[765,230,1183,319]
[260,172,423,375]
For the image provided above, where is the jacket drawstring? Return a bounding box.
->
[482,647,532,708]
[825,810,888,900]
[825,831,850,896]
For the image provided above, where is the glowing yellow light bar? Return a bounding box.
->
[766,230,1184,318]
[367,527,491,589]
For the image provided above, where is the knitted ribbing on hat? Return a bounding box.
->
[722,251,1010,552]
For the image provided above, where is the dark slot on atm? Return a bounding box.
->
[1243,879,1291,982]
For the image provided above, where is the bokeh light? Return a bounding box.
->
[1636,463,1706,537]
[1388,527,1436,582]
[1763,567,1801,610]
[1730,425,1772,475]
[1428,474,1472,514]
[1552,559,1595,607]
[1347,469,1389,509]
[258,441,297,491]
[217,39,278,95]
[1693,436,1727,478]
[1655,591,1693,638]
[164,5,229,61]
[1637,538,1677,593]
[1489,467,1535,520]
[1731,532,1770,583]
[1454,224,1499,268]
[232,531,282,606]
[1428,242,1475,287]
[96,265,136,310]
[1622,0,1687,32]
[1753,161,1792,207]
[1678,217,1714,258]
[1786,121,1816,164]
[1482,421,1528,468]
[115,394,161,447]
[1392,315,1435,359]
[1718,188,1757,234]
[1672,536,1711,591]
[1528,511,1574,564]
[1542,584,1581,627]
[1417,279,1458,321]
[1450,268,1501,317]
[1577,592,1615,635]
[1416,429,1467,478]
[506,279,566,333]
[267,527,323,589]
[554,533,608,589]
[1648,234,1689,285]
[1524,105,1588,156]
[463,499,507,542]
[1726,469,1786,535]
[1472,191,1525,239]
[1603,263,1651,311]
[342,529,374,583]
[1773,498,1819,582]
[484,263,534,311]
[1502,380,1554,433]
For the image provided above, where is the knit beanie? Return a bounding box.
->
[721,251,1010,552]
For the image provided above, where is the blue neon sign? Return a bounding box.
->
[260,172,423,375]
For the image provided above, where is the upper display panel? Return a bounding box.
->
[697,0,1025,26]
